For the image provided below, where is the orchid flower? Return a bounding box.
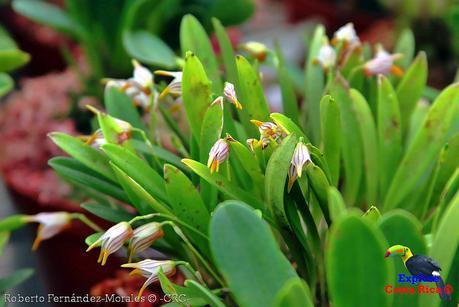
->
[86,222,133,266]
[223,82,243,109]
[155,70,183,99]
[27,212,72,250]
[314,38,337,70]
[121,259,176,298]
[128,222,164,262]
[287,141,312,191]
[207,136,234,173]
[332,23,360,46]
[250,120,284,149]
[364,45,403,77]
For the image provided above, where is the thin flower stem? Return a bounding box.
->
[72,214,103,232]
[163,221,225,287]
[175,261,206,285]
[132,128,163,171]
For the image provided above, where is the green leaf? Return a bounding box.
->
[396,52,427,137]
[163,164,209,238]
[104,87,145,130]
[102,144,167,203]
[81,201,135,223]
[158,270,207,306]
[12,0,84,38]
[377,75,402,197]
[273,278,314,307]
[270,113,308,142]
[229,141,264,191]
[0,215,28,233]
[328,186,346,222]
[394,28,415,70]
[304,25,325,144]
[181,159,264,210]
[85,232,102,246]
[419,192,459,307]
[275,44,300,125]
[49,157,129,203]
[199,101,224,208]
[0,73,13,97]
[327,214,392,307]
[236,55,270,136]
[0,232,9,257]
[320,95,341,186]
[49,132,114,179]
[110,162,171,215]
[212,18,239,89]
[0,43,29,72]
[181,52,213,143]
[384,83,459,210]
[265,134,297,225]
[329,80,363,205]
[350,89,379,204]
[180,15,222,93]
[210,201,298,307]
[123,30,176,68]
[0,268,34,292]
[378,210,426,307]
[305,163,331,225]
[184,280,225,307]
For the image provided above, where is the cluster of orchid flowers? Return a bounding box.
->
[25,211,178,298]
[314,23,404,77]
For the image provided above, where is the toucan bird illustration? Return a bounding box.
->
[385,245,451,301]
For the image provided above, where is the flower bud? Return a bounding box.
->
[223,82,242,109]
[128,222,164,262]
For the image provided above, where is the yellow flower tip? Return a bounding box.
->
[234,100,243,110]
[100,250,109,266]
[287,178,295,193]
[31,235,42,251]
[137,284,148,300]
[391,65,404,77]
[132,59,141,68]
[85,105,100,115]
[159,87,171,100]
[209,160,219,174]
[250,119,263,127]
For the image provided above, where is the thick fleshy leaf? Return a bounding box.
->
[0,232,10,257]
[210,201,298,307]
[0,73,13,97]
[104,86,145,130]
[378,210,426,307]
[81,201,135,223]
[199,102,224,208]
[304,25,325,144]
[265,134,297,225]
[49,157,129,203]
[396,52,427,137]
[320,95,341,186]
[48,132,114,180]
[273,278,314,307]
[420,192,459,307]
[236,55,270,136]
[270,113,308,142]
[327,214,392,307]
[350,89,379,204]
[229,141,264,193]
[181,52,213,142]
[12,0,84,38]
[181,159,264,210]
[328,186,346,222]
[180,15,221,93]
[329,80,363,205]
[102,144,168,203]
[0,26,30,73]
[384,83,459,210]
[305,163,331,225]
[212,18,238,90]
[377,76,402,197]
[110,162,171,215]
[163,164,210,236]
[394,28,415,70]
[123,30,176,68]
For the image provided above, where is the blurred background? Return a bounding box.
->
[0,0,458,306]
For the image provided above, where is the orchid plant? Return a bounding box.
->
[1,16,458,307]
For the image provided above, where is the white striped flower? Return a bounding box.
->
[250,120,283,148]
[121,259,176,298]
[332,23,360,45]
[155,70,183,99]
[364,46,403,77]
[287,141,312,191]
[128,222,164,262]
[315,39,336,70]
[223,82,242,109]
[86,221,133,266]
[207,137,232,173]
[105,60,153,110]
[81,129,106,149]
[27,212,72,250]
